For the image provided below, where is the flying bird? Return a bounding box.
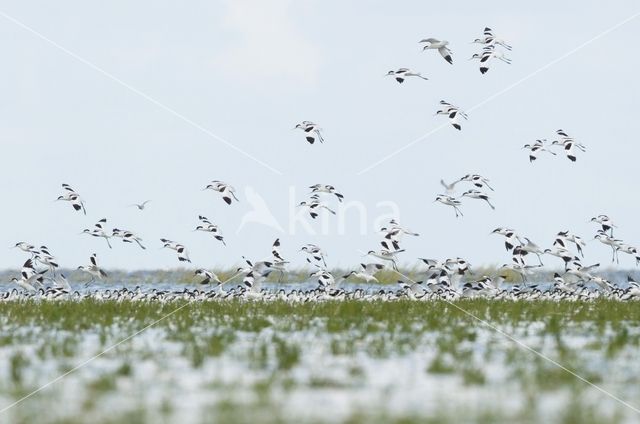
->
[385,68,428,84]
[419,38,453,64]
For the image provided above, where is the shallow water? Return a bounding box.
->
[0,299,638,423]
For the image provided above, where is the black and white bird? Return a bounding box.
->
[470,45,512,74]
[343,263,385,283]
[112,228,146,249]
[435,195,463,217]
[367,249,404,270]
[309,184,344,202]
[298,195,337,219]
[594,231,622,263]
[385,68,428,84]
[590,215,616,236]
[309,269,337,291]
[271,238,287,264]
[160,238,191,263]
[11,258,46,292]
[77,253,108,285]
[435,100,468,130]
[82,218,112,249]
[194,215,226,246]
[56,184,86,215]
[300,244,327,267]
[204,181,239,205]
[13,242,38,257]
[194,269,221,285]
[517,237,545,266]
[34,249,59,276]
[491,228,520,251]
[419,38,453,64]
[522,140,556,163]
[554,231,586,257]
[129,200,151,211]
[472,27,512,50]
[544,247,577,269]
[551,130,586,162]
[461,190,495,210]
[458,174,494,191]
[380,219,420,243]
[294,121,325,144]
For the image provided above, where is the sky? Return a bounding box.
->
[1,0,639,271]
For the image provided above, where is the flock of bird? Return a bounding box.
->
[6,26,637,303]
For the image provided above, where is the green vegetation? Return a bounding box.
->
[0,299,637,423]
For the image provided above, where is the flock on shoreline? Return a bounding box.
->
[7,27,638,302]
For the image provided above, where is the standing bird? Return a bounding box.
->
[82,218,112,249]
[129,200,151,210]
[435,195,463,217]
[160,238,191,263]
[56,184,87,215]
[419,38,453,64]
[294,121,325,145]
[461,190,496,210]
[385,68,428,84]
[523,140,556,163]
[77,253,108,285]
[204,181,239,205]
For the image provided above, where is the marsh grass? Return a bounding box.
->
[0,299,638,423]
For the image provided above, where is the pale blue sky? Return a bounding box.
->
[1,0,639,270]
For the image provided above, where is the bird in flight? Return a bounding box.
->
[130,200,151,210]
[385,68,428,84]
[419,38,453,64]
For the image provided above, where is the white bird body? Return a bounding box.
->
[194,215,226,246]
[82,218,112,249]
[344,263,385,283]
[112,228,146,249]
[204,181,239,205]
[419,38,453,64]
[523,140,556,162]
[295,121,325,144]
[435,195,463,217]
[298,196,337,219]
[160,238,191,263]
[56,184,87,215]
[77,254,108,284]
[470,45,512,74]
[309,184,344,202]
[386,68,428,84]
[462,190,495,210]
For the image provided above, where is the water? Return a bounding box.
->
[0,299,638,423]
